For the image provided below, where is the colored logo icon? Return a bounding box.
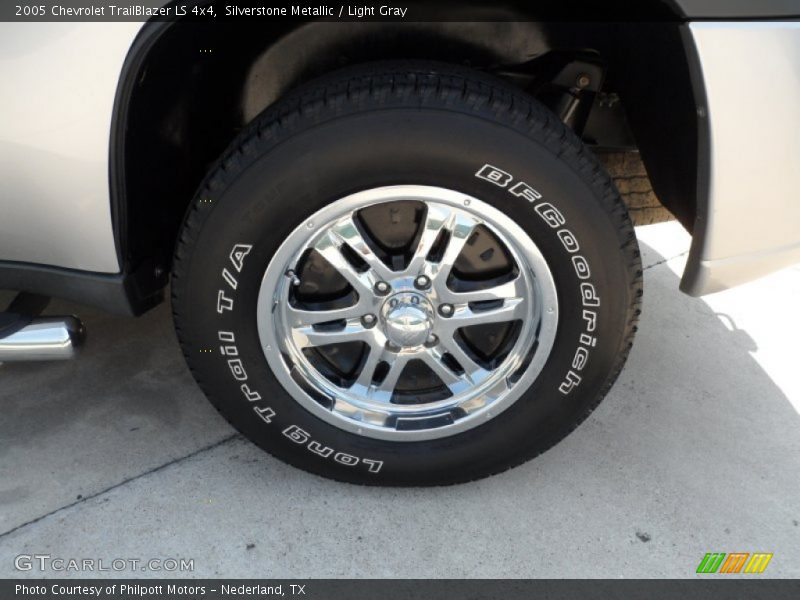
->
[696,552,773,574]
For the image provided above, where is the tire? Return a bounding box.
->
[172,62,642,486]
[596,151,673,226]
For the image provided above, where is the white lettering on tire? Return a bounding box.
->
[282,425,384,473]
[229,244,252,272]
[475,164,513,187]
[475,164,601,395]
[214,244,383,475]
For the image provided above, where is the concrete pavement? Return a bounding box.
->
[1,221,798,578]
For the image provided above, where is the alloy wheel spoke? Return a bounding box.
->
[352,339,389,390]
[287,303,364,328]
[439,297,527,334]
[424,212,481,285]
[293,317,374,348]
[368,353,411,402]
[436,337,491,385]
[402,206,481,285]
[439,274,526,304]
[404,204,455,275]
[420,347,472,393]
[328,216,395,282]
[313,230,377,297]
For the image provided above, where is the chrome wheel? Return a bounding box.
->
[257,186,558,441]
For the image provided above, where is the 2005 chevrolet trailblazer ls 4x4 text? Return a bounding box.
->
[1,1,799,485]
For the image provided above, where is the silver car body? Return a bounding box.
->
[0,23,140,273]
[683,21,800,294]
[1,20,799,297]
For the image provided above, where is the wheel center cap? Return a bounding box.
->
[381,292,434,348]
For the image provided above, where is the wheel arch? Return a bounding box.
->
[111,5,701,304]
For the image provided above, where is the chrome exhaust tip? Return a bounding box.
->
[0,316,85,362]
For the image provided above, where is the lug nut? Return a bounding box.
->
[438,304,454,317]
[362,314,376,327]
[426,334,438,346]
[414,275,431,290]
[374,281,390,295]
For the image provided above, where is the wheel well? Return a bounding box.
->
[114,12,699,288]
